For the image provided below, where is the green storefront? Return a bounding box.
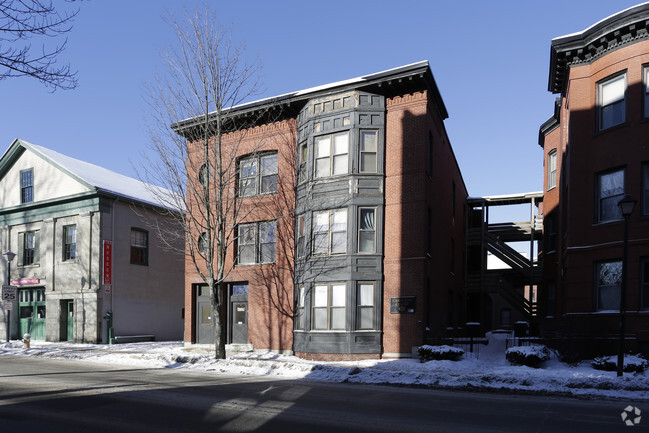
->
[18,287,46,340]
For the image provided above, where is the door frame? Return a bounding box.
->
[227,282,249,344]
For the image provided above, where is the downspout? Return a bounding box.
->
[109,197,118,343]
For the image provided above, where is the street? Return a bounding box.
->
[0,356,639,432]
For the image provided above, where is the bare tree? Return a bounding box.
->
[141,8,288,359]
[0,0,79,90]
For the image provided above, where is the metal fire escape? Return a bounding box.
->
[466,192,543,327]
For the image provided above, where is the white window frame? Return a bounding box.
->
[312,283,346,330]
[547,149,557,190]
[313,209,347,255]
[314,132,349,178]
[359,130,378,173]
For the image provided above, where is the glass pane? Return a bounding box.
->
[598,261,622,286]
[358,307,373,329]
[313,308,327,329]
[359,231,375,253]
[315,158,330,178]
[333,154,348,175]
[298,286,305,307]
[333,133,348,155]
[332,209,347,231]
[316,137,330,157]
[331,232,346,253]
[241,159,257,177]
[360,153,377,173]
[601,75,625,106]
[232,284,249,295]
[260,243,276,263]
[359,283,373,305]
[260,222,276,243]
[331,285,346,306]
[240,178,257,196]
[201,305,212,325]
[599,285,620,310]
[313,233,328,254]
[360,209,374,230]
[330,307,345,329]
[314,286,328,307]
[239,225,255,244]
[600,170,624,198]
[314,212,329,232]
[361,131,377,152]
[600,196,622,221]
[261,174,277,193]
[261,155,277,175]
[601,101,625,129]
[239,245,255,264]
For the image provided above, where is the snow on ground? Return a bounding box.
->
[1,332,648,401]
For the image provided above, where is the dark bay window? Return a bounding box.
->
[358,208,375,253]
[130,229,148,265]
[598,73,626,131]
[313,283,346,330]
[597,169,624,222]
[20,168,34,203]
[239,153,278,197]
[359,131,377,173]
[357,282,375,330]
[237,221,276,265]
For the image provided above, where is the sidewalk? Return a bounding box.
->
[1,337,648,401]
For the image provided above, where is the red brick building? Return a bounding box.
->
[176,62,467,359]
[540,4,649,356]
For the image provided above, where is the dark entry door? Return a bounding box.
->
[196,285,214,344]
[66,301,74,341]
[231,302,248,344]
[229,283,248,344]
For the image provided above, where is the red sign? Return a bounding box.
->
[103,240,112,285]
[10,278,40,286]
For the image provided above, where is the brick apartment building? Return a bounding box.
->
[176,62,467,359]
[540,4,649,356]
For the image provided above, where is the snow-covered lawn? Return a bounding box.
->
[1,332,647,401]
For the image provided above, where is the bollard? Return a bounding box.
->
[23,333,30,349]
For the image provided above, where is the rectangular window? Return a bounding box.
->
[641,258,649,310]
[295,286,305,330]
[644,66,649,118]
[298,142,307,183]
[359,131,377,173]
[597,169,624,222]
[358,208,376,253]
[596,260,622,311]
[237,221,276,265]
[239,153,278,197]
[427,132,433,178]
[598,73,626,130]
[130,229,148,265]
[296,215,305,257]
[643,163,649,216]
[313,209,347,255]
[315,132,348,178]
[548,150,557,190]
[312,283,346,330]
[357,282,374,330]
[20,231,38,266]
[20,168,34,203]
[63,225,77,261]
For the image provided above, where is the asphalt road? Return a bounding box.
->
[0,356,640,432]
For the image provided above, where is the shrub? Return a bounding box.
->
[506,345,551,368]
[592,354,648,373]
[418,345,464,362]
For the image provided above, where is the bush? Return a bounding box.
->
[592,354,648,373]
[418,345,464,362]
[506,345,551,368]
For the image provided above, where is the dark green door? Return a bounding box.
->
[67,301,74,341]
[18,288,46,340]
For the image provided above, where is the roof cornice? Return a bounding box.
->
[549,3,649,94]
[172,61,448,137]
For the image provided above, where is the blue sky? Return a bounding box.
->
[1,0,644,199]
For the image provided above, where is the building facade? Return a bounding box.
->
[178,62,468,359]
[0,139,184,343]
[540,4,649,356]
